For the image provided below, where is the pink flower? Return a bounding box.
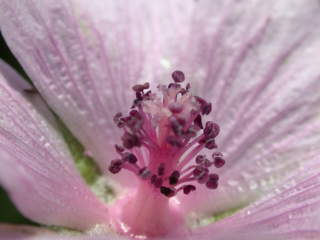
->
[0,0,320,239]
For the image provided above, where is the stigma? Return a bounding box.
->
[109,71,225,198]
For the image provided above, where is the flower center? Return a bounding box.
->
[109,71,225,237]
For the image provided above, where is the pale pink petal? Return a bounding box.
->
[176,0,320,215]
[0,0,194,179]
[0,224,129,240]
[0,224,57,240]
[0,61,108,230]
[191,160,320,240]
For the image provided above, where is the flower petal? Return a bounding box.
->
[0,0,194,178]
[0,224,58,240]
[192,160,320,240]
[0,224,129,240]
[176,0,320,215]
[0,61,108,230]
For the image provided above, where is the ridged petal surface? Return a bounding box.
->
[0,0,194,177]
[175,0,320,215]
[0,61,108,230]
[191,160,320,240]
[0,224,128,240]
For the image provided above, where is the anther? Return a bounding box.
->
[171,70,185,83]
[132,82,150,92]
[160,186,176,197]
[183,185,196,195]
[113,113,125,128]
[169,171,181,185]
[195,155,206,164]
[122,152,138,164]
[109,159,123,174]
[122,132,142,149]
[206,174,219,189]
[115,144,125,154]
[202,102,212,115]
[205,138,217,149]
[213,156,225,168]
[193,166,208,177]
[204,121,220,137]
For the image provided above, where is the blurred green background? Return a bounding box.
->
[0,32,36,226]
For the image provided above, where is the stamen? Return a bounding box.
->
[169,171,181,185]
[171,70,185,83]
[182,185,196,194]
[160,186,176,197]
[132,82,150,92]
[109,159,123,174]
[108,71,226,198]
[122,152,138,164]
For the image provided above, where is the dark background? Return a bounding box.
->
[0,32,36,226]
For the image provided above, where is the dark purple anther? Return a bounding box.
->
[115,144,124,154]
[202,102,212,115]
[122,132,142,149]
[160,186,176,197]
[183,185,196,194]
[203,159,213,168]
[193,166,208,177]
[113,112,125,128]
[194,96,206,106]
[168,83,181,89]
[122,152,138,164]
[204,121,213,136]
[205,138,217,149]
[169,170,181,185]
[206,173,219,189]
[109,159,123,174]
[132,82,150,92]
[209,173,219,181]
[158,163,165,176]
[195,155,205,164]
[206,180,218,189]
[204,122,220,138]
[214,156,225,168]
[197,172,209,184]
[172,70,185,83]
